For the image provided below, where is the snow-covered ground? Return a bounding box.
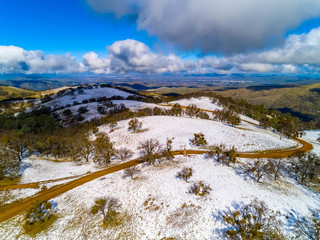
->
[20,157,98,184]
[302,129,320,156]
[42,86,134,109]
[1,97,318,240]
[101,115,296,154]
[1,155,318,239]
[169,97,223,112]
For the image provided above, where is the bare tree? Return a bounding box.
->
[138,139,162,165]
[245,160,273,183]
[116,147,134,162]
[123,166,141,179]
[185,104,200,118]
[293,211,320,240]
[222,198,283,239]
[289,152,320,184]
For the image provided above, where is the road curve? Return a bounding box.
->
[0,105,314,224]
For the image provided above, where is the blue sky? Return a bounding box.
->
[1,0,320,75]
[0,0,157,59]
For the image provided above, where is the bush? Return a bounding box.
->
[293,211,320,240]
[91,197,121,226]
[93,133,114,166]
[191,133,207,147]
[128,118,142,132]
[189,181,211,196]
[176,167,193,182]
[25,200,55,225]
[0,146,20,180]
[289,152,320,184]
[222,199,283,240]
[23,200,57,235]
[161,138,174,161]
[169,103,183,116]
[77,106,88,114]
[123,166,141,179]
[116,148,133,162]
[185,104,200,118]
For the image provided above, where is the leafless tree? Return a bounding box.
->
[116,147,133,162]
[123,166,141,179]
[138,139,162,165]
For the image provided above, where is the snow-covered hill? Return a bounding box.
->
[101,115,296,153]
[1,95,319,240]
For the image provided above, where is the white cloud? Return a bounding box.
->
[82,52,111,74]
[3,27,320,75]
[87,0,320,54]
[0,45,84,74]
[197,27,320,74]
[107,39,187,74]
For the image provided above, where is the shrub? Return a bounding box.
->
[0,146,20,180]
[161,138,174,161]
[185,104,200,118]
[93,133,114,166]
[91,197,121,226]
[123,166,141,179]
[128,118,142,132]
[62,109,72,117]
[196,111,210,119]
[25,200,55,225]
[176,167,193,182]
[116,147,133,162]
[293,211,320,240]
[189,181,211,196]
[23,200,57,235]
[77,106,88,114]
[191,133,207,146]
[170,103,183,116]
[222,199,283,240]
[289,152,320,184]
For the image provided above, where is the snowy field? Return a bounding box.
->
[302,129,320,156]
[101,115,297,154]
[41,87,134,109]
[169,97,223,111]
[1,95,318,239]
[20,157,99,184]
[1,155,319,239]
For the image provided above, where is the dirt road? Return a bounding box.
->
[0,105,313,224]
[0,160,141,223]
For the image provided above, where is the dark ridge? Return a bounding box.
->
[276,108,314,122]
[162,93,182,97]
[116,83,151,90]
[246,84,299,91]
[310,88,320,94]
[214,87,239,91]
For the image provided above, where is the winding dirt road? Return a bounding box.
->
[0,105,313,224]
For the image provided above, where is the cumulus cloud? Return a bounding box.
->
[3,27,320,75]
[87,0,320,54]
[82,39,187,74]
[197,27,320,74]
[0,45,84,74]
[82,52,111,74]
